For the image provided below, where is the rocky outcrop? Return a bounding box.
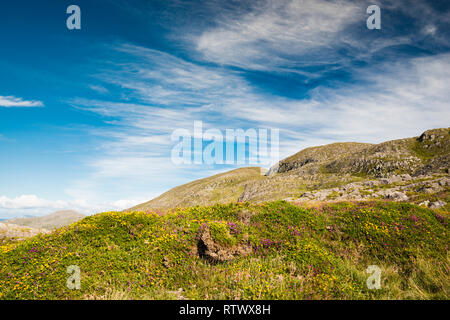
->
[197,225,252,263]
[326,156,421,177]
[384,191,409,201]
[294,174,449,206]
[0,223,49,243]
[420,200,447,209]
[267,142,371,175]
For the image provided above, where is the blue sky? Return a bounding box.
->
[0,0,449,218]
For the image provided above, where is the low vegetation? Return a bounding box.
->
[1,201,448,300]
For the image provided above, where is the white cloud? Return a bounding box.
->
[194,0,361,70]
[89,85,109,94]
[189,0,450,73]
[69,44,450,198]
[423,24,437,36]
[0,95,43,108]
[209,53,450,147]
[0,195,66,210]
[390,0,450,45]
[0,194,149,219]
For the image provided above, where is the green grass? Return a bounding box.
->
[131,167,265,211]
[409,128,450,161]
[411,141,439,160]
[0,236,16,246]
[0,201,448,300]
[208,221,242,247]
[326,191,341,200]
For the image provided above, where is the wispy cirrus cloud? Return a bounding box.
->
[189,0,450,75]
[0,95,43,108]
[387,0,450,46]
[88,85,109,94]
[70,44,450,189]
[194,0,361,71]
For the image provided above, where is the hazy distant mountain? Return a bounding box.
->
[5,210,85,230]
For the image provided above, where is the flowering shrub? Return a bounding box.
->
[0,201,448,300]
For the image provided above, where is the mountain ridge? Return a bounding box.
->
[4,210,85,231]
[131,128,449,211]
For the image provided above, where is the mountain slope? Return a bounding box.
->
[267,142,372,175]
[132,128,449,211]
[324,128,450,177]
[5,210,85,230]
[131,167,265,211]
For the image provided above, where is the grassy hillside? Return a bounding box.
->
[5,211,85,231]
[1,201,448,300]
[132,167,264,211]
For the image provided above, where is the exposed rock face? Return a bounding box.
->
[415,154,450,176]
[267,142,371,175]
[384,191,409,201]
[418,183,442,194]
[380,176,404,185]
[294,175,448,206]
[429,200,447,209]
[327,157,421,178]
[322,129,450,178]
[197,225,252,263]
[418,130,446,143]
[238,184,255,203]
[0,223,49,243]
[419,200,447,209]
[274,157,317,174]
